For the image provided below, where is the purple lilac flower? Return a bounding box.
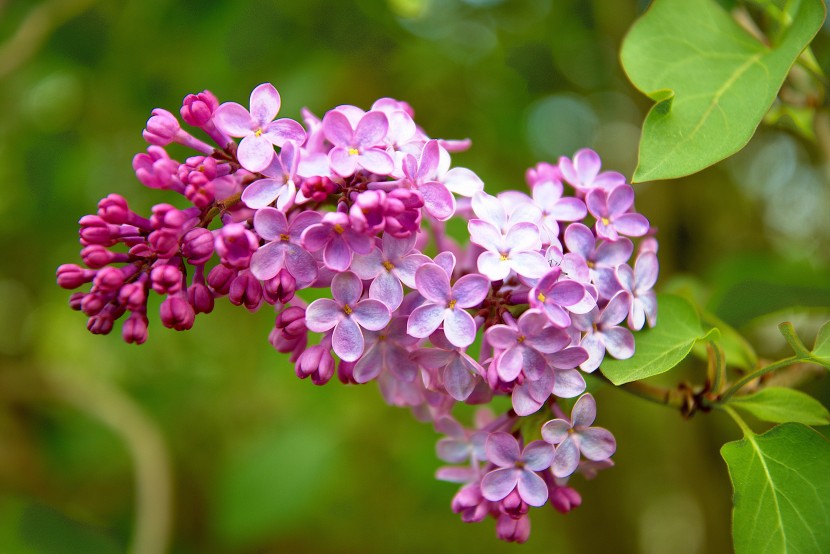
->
[305,271,391,361]
[407,263,489,348]
[558,148,626,194]
[616,251,658,330]
[249,208,320,287]
[301,211,373,272]
[353,317,419,384]
[542,393,616,478]
[468,220,548,281]
[350,233,430,311]
[485,310,570,382]
[213,83,306,172]
[240,141,299,210]
[528,267,592,328]
[323,109,394,177]
[529,180,587,245]
[564,223,633,301]
[572,291,635,372]
[480,432,553,507]
[586,184,650,241]
[414,330,486,401]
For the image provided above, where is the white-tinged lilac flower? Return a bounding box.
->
[350,233,430,311]
[353,317,419,384]
[305,271,391,362]
[469,220,548,281]
[586,184,650,241]
[510,368,555,417]
[542,393,616,478]
[485,310,570,382]
[480,433,553,507]
[213,83,307,173]
[249,208,320,287]
[323,110,394,177]
[530,180,587,245]
[240,141,299,210]
[564,223,633,301]
[558,148,626,194]
[407,263,489,348]
[414,331,486,401]
[471,191,538,234]
[302,211,373,272]
[572,291,635,372]
[528,268,592,328]
[616,251,658,330]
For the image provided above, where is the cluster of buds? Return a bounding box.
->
[57,83,657,542]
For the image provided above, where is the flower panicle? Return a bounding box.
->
[56,83,658,543]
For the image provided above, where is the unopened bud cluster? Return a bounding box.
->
[57,83,658,542]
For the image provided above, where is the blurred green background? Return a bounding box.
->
[1,0,829,552]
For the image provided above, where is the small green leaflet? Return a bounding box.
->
[727,387,830,426]
[721,423,830,554]
[811,320,830,369]
[621,0,826,182]
[601,294,710,385]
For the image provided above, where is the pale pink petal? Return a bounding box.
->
[579,333,605,373]
[444,357,476,401]
[250,242,286,281]
[509,251,549,279]
[468,219,503,251]
[481,468,519,502]
[329,147,358,177]
[552,436,580,478]
[437,437,471,463]
[443,167,484,196]
[634,252,659,291]
[323,236,352,272]
[213,102,255,137]
[574,148,601,183]
[359,149,394,175]
[332,271,363,305]
[394,254,430,289]
[237,134,275,173]
[352,299,391,331]
[547,347,589,370]
[614,213,649,237]
[579,428,616,461]
[262,118,307,147]
[606,184,634,216]
[486,432,520,466]
[433,252,456,279]
[305,298,342,332]
[541,419,571,444]
[551,197,587,221]
[369,270,403,311]
[477,251,510,281]
[252,207,288,240]
[552,368,586,398]
[242,179,284,209]
[350,247,383,279]
[283,245,318,288]
[517,470,550,508]
[600,292,631,326]
[354,111,388,148]
[301,224,331,252]
[249,83,281,125]
[407,304,446,338]
[563,223,595,259]
[471,192,507,229]
[505,222,542,252]
[353,343,383,383]
[586,188,609,219]
[332,318,364,362]
[522,441,554,472]
[485,325,518,349]
[571,393,597,428]
[497,347,523,382]
[322,110,354,147]
[415,263,451,304]
[602,327,635,360]
[420,181,455,221]
[512,385,544,416]
[443,308,476,348]
[452,274,490,308]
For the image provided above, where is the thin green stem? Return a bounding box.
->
[721,405,755,437]
[593,372,687,411]
[719,356,800,402]
[778,322,812,358]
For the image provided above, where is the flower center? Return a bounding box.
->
[378,334,387,341]
[601,217,610,225]
[255,128,263,137]
[348,147,360,156]
[280,233,290,242]
[517,335,526,343]
[382,260,395,271]
[333,224,345,234]
[537,292,546,302]
[448,299,457,309]
[343,304,353,315]
[500,252,509,261]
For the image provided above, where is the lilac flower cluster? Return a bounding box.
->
[57,84,658,543]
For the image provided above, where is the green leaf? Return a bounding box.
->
[621,0,826,182]
[728,387,830,426]
[811,321,830,366]
[601,294,709,385]
[721,423,830,554]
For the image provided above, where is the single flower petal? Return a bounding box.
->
[354,111,389,148]
[305,298,342,332]
[512,384,544,416]
[359,148,394,175]
[486,432,520,466]
[353,343,383,383]
[606,184,634,216]
[253,207,289,240]
[250,242,286,281]
[350,247,384,279]
[213,102,255,137]
[522,441,554,471]
[283,244,318,288]
[331,271,363,306]
[242,179,284,210]
[571,393,597,428]
[477,251,510,281]
[517,469,549,507]
[634,252,659,291]
[551,436,580,478]
[510,251,550,279]
[352,299,391,331]
[322,110,354,147]
[496,347,523,382]
[407,304,446,338]
[579,427,616,461]
[452,274,490,308]
[323,236,352,272]
[436,438,471,464]
[415,263,451,304]
[486,325,519,349]
[481,468,519,502]
[444,357,476,401]
[614,213,650,237]
[369,270,404,311]
[444,308,476,348]
[332,318,364,362]
[602,326,635,360]
[443,167,484,196]
[249,83,281,125]
[505,222,542,252]
[551,368,587,398]
[420,181,455,221]
[468,219,504,251]
[329,147,359,177]
[237,134,275,173]
[262,118,307,147]
[542,419,571,444]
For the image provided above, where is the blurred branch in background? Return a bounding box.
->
[0,0,98,79]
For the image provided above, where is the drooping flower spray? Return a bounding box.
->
[57,83,657,543]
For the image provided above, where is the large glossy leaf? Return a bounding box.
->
[621,0,825,182]
[721,423,830,554]
[727,387,830,426]
[601,294,709,385]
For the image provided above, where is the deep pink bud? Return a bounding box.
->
[148,229,180,258]
[451,483,488,523]
[184,180,215,208]
[81,245,129,269]
[499,489,529,519]
[228,271,263,311]
[122,311,149,344]
[81,293,107,316]
[296,343,335,385]
[181,228,214,265]
[215,223,258,269]
[69,292,85,311]
[384,189,423,237]
[151,264,183,294]
[119,282,147,311]
[187,280,214,314]
[496,514,530,543]
[263,270,295,304]
[337,360,357,384]
[207,264,236,295]
[549,485,582,514]
[349,190,386,234]
[275,306,307,338]
[133,146,182,191]
[57,264,96,289]
[79,215,119,246]
[87,313,114,335]
[268,327,307,360]
[94,266,128,292]
[97,194,131,224]
[300,176,337,203]
[159,295,195,331]
[143,108,181,146]
[180,91,219,127]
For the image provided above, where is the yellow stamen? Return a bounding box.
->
[255,129,263,137]
[333,224,345,234]
[537,292,546,302]
[279,233,290,242]
[601,217,610,226]
[382,260,395,271]
[448,299,457,309]
[517,335,526,343]
[344,304,353,315]
[500,252,509,261]
[348,147,360,156]
[378,334,387,341]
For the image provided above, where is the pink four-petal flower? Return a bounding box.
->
[480,432,553,507]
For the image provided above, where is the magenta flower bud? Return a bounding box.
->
[97,194,131,225]
[81,245,128,269]
[275,306,307,339]
[81,292,106,316]
[215,223,258,269]
[300,175,336,202]
[207,264,236,295]
[151,264,183,295]
[263,270,296,305]
[268,328,307,360]
[296,342,335,385]
[311,352,335,386]
[133,146,182,191]
[79,215,120,246]
[147,229,180,258]
[119,282,147,311]
[180,90,219,127]
[87,313,114,335]
[143,108,181,146]
[549,485,582,514]
[499,489,529,519]
[151,204,196,230]
[159,295,195,331]
[181,228,214,265]
[56,264,96,289]
[349,190,387,234]
[187,281,214,314]
[179,156,218,181]
[384,189,423,238]
[228,271,263,311]
[184,179,215,209]
[122,311,149,344]
[337,360,357,384]
[451,483,488,523]
[94,265,137,292]
[496,514,530,543]
[69,292,85,311]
